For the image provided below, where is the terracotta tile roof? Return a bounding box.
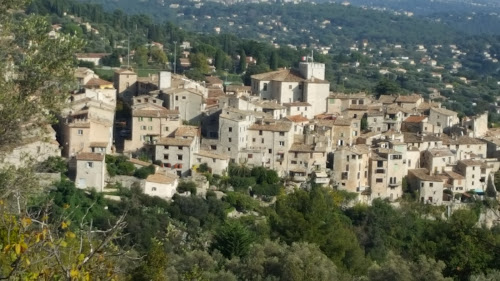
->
[378,95,396,104]
[283,102,312,107]
[409,168,443,181]
[156,137,194,146]
[146,173,177,184]
[85,78,113,88]
[208,87,225,98]
[225,85,251,92]
[249,120,292,132]
[89,142,108,147]
[132,108,179,118]
[285,115,309,123]
[404,115,428,123]
[251,69,304,82]
[333,118,352,126]
[329,92,368,99]
[386,104,414,114]
[396,94,422,103]
[430,107,457,116]
[427,148,454,157]
[195,150,230,160]
[441,136,484,145]
[458,159,483,166]
[404,133,442,143]
[174,126,199,138]
[205,76,223,85]
[76,152,104,161]
[348,104,368,110]
[289,143,327,152]
[257,100,287,109]
[443,171,465,180]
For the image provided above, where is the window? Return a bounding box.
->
[289,85,292,89]
[377,161,383,168]
[177,155,183,160]
[152,187,157,191]
[229,127,233,132]
[77,129,83,135]
[182,96,186,100]
[177,146,183,150]
[165,163,171,168]
[148,126,153,130]
[263,83,268,91]
[291,160,297,164]
[228,138,232,142]
[164,154,169,160]
[228,148,231,152]
[175,96,179,101]
[86,162,93,168]
[141,126,147,130]
[252,138,256,142]
[279,141,285,146]
[164,145,169,149]
[268,149,272,153]
[279,132,285,136]
[261,139,264,144]
[430,183,434,187]
[259,130,263,136]
[248,154,253,159]
[376,178,383,183]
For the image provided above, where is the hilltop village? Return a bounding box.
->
[3,59,499,205]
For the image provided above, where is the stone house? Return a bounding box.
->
[250,62,330,116]
[428,107,459,134]
[246,119,294,176]
[154,135,199,177]
[144,172,179,199]
[333,145,371,201]
[455,159,491,192]
[369,146,406,201]
[114,68,137,100]
[422,148,456,175]
[408,168,444,205]
[327,93,371,115]
[395,94,424,110]
[75,152,106,192]
[366,111,386,133]
[163,87,206,123]
[285,115,310,135]
[288,135,329,178]
[125,98,181,153]
[283,102,313,119]
[193,150,230,175]
[332,117,360,147]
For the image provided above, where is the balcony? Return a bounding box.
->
[388,181,401,188]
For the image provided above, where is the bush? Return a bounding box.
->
[198,163,210,173]
[134,165,156,179]
[36,156,67,173]
[177,181,197,195]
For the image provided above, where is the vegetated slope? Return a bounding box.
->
[76,0,462,47]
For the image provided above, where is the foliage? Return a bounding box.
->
[130,240,168,281]
[212,221,254,259]
[134,164,156,179]
[36,156,67,174]
[106,154,135,176]
[177,181,197,195]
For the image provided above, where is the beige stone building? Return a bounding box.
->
[125,97,181,153]
[114,68,137,100]
[428,107,459,134]
[75,152,106,192]
[288,135,330,180]
[144,172,179,199]
[333,145,371,201]
[422,148,456,175]
[369,148,405,201]
[332,117,360,147]
[327,93,371,114]
[250,62,330,116]
[456,159,491,192]
[408,168,445,205]
[395,94,424,110]
[193,150,230,175]
[60,98,115,157]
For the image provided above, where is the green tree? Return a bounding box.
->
[212,221,254,259]
[150,46,168,65]
[134,46,149,67]
[270,51,278,70]
[214,49,226,71]
[131,240,168,281]
[374,78,400,98]
[239,49,247,73]
[190,52,210,73]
